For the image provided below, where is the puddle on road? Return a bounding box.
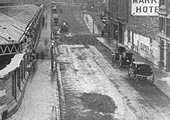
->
[80,93,117,114]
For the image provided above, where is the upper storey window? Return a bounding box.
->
[159,0,165,6]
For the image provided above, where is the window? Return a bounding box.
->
[160,0,165,6]
[166,19,170,38]
[160,39,165,67]
[17,68,21,91]
[159,17,165,34]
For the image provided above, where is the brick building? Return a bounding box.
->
[158,0,170,71]
[108,0,160,67]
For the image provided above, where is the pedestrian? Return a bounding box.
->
[101,30,104,37]
[40,51,45,60]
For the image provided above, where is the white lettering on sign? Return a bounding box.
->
[131,0,159,16]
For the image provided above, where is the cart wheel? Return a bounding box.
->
[136,78,139,83]
[148,76,154,84]
[151,76,155,84]
[112,55,115,63]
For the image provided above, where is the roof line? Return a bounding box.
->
[0,36,11,43]
[12,24,24,32]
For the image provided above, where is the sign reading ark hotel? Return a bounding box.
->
[131,0,159,16]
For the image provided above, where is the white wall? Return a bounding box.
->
[124,30,160,66]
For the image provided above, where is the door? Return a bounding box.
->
[166,43,170,71]
[119,23,123,43]
[160,39,164,67]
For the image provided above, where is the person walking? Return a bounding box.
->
[101,30,104,37]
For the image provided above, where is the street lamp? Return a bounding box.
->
[51,40,54,70]
[82,10,85,18]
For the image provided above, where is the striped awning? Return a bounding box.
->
[0,53,25,78]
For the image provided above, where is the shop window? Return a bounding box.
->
[24,55,27,78]
[12,71,17,100]
[159,17,165,34]
[17,68,21,91]
[159,0,165,6]
[20,61,24,82]
[150,38,152,43]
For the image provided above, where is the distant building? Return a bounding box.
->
[157,0,170,71]
[108,0,160,67]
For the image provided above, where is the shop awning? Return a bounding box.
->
[0,53,25,78]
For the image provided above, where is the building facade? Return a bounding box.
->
[157,0,170,71]
[108,0,128,44]
[108,0,160,67]
[0,4,44,119]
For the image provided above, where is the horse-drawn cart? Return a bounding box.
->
[112,46,134,66]
[128,61,154,83]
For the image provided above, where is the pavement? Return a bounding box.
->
[83,13,170,99]
[7,5,60,120]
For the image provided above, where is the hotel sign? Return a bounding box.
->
[131,0,159,16]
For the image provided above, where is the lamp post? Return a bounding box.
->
[51,40,54,70]
[93,18,95,33]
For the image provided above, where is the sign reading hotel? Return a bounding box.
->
[131,0,159,16]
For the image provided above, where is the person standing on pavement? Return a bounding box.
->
[101,30,104,37]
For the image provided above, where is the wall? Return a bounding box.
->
[127,0,159,40]
[124,29,160,66]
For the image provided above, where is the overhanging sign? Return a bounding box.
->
[131,0,159,16]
